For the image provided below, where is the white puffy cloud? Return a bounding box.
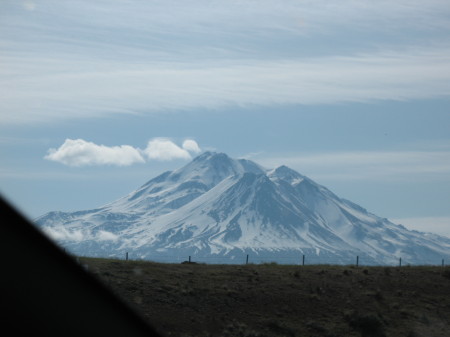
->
[143,138,200,161]
[45,139,145,167]
[45,138,202,166]
[182,139,202,154]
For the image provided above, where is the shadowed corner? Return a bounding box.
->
[0,194,162,337]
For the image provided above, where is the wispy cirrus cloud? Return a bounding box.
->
[391,217,450,238]
[2,0,450,124]
[45,138,201,167]
[257,150,450,181]
[2,49,450,125]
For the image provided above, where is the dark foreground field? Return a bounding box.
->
[80,257,450,337]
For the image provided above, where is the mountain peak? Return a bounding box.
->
[168,151,265,191]
[193,151,228,161]
[274,165,299,173]
[274,165,293,173]
[269,165,304,185]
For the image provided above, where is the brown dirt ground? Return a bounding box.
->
[80,257,450,337]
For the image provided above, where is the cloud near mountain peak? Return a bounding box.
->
[45,138,201,166]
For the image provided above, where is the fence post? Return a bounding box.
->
[126,252,128,261]
[246,254,249,265]
[356,256,359,267]
[189,255,191,263]
[442,259,445,268]
[399,257,402,267]
[302,254,305,266]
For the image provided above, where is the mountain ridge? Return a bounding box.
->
[35,152,450,265]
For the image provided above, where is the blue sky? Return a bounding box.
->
[1,0,450,237]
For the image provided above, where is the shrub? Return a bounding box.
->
[442,269,450,280]
[348,313,386,337]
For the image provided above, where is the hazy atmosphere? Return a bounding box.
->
[1,0,450,237]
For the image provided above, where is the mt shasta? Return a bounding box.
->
[36,152,450,265]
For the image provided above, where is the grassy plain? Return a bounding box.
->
[79,257,450,337]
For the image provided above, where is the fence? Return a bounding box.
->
[80,250,448,267]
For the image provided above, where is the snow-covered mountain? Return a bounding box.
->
[35,152,450,265]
